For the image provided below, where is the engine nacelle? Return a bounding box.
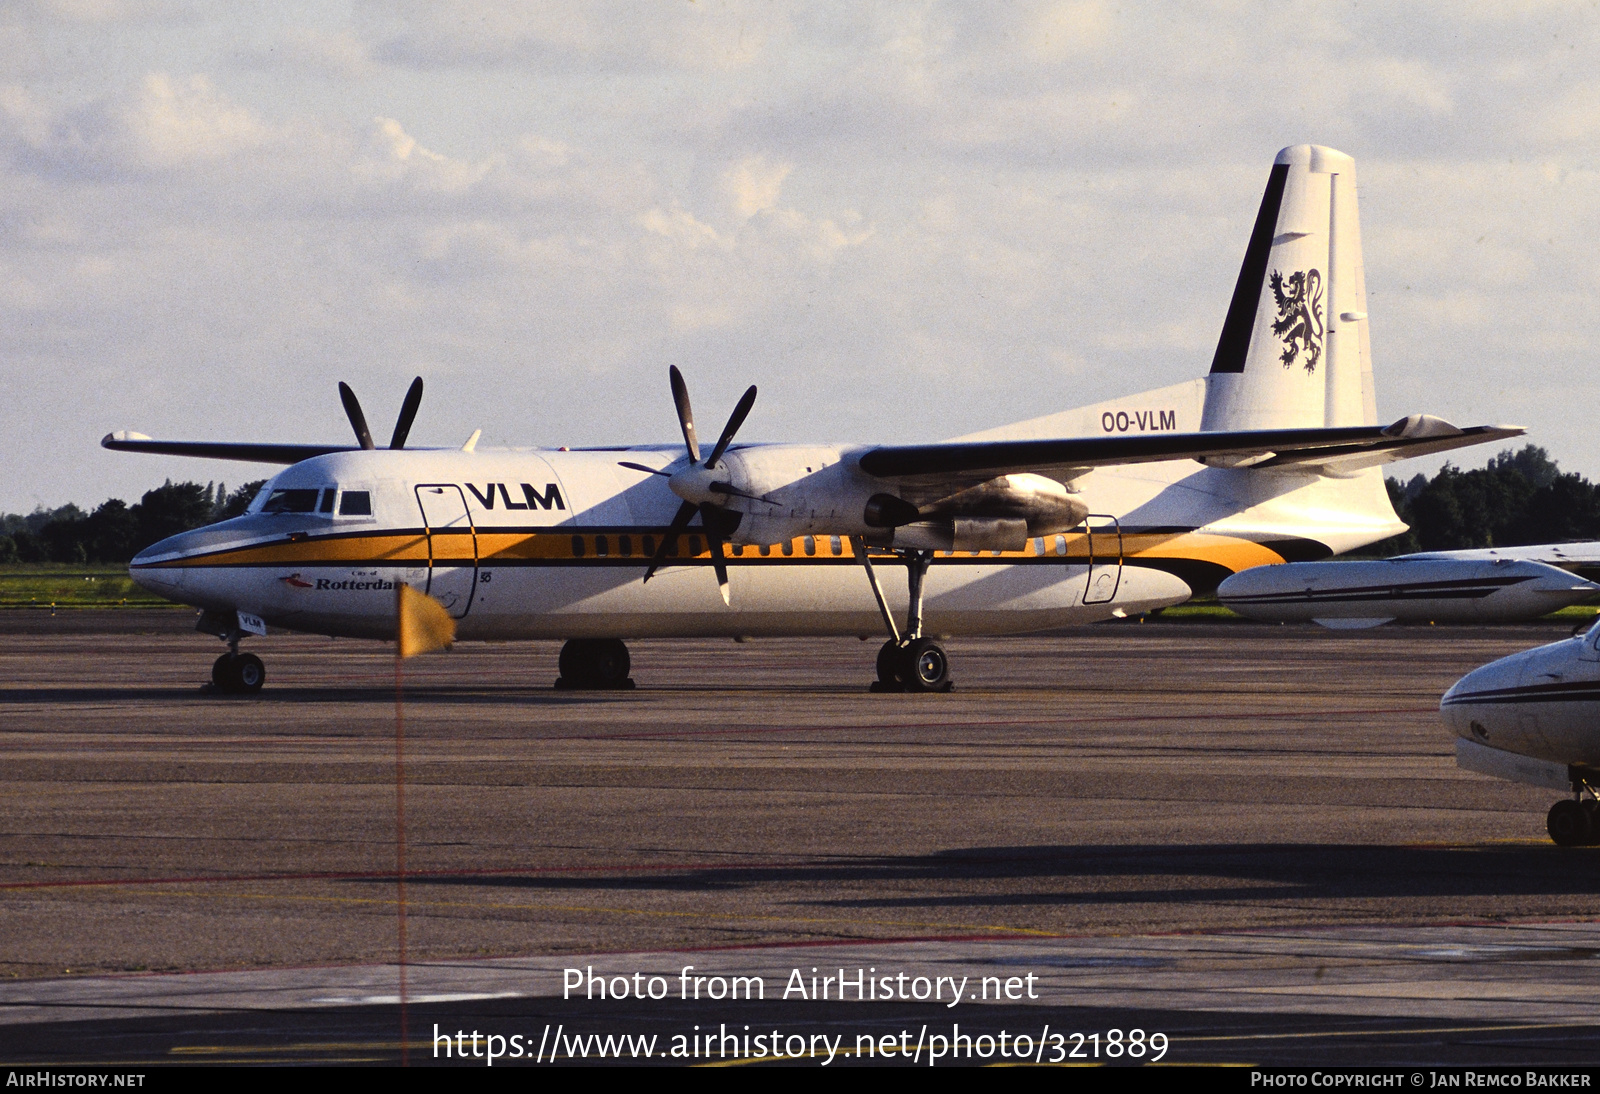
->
[880,476,1088,552]
[893,518,1031,553]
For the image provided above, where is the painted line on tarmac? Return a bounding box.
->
[535,708,1441,743]
[0,857,832,892]
[19,884,1063,940]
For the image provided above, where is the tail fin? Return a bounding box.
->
[1201,145,1376,432]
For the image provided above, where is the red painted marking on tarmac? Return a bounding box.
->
[0,859,817,892]
[534,708,1442,742]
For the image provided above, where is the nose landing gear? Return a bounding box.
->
[197,609,267,695]
[212,652,266,695]
[856,541,953,694]
[1547,775,1600,847]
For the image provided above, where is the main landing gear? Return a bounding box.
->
[855,540,953,694]
[1547,778,1600,847]
[555,638,635,690]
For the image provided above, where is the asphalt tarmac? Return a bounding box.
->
[2,611,1598,1067]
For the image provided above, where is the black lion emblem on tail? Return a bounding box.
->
[1269,268,1323,373]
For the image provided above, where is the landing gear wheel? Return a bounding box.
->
[555,638,635,690]
[210,652,265,695]
[1547,799,1591,847]
[875,641,904,687]
[871,639,953,693]
[900,638,952,693]
[232,653,265,693]
[1583,801,1600,846]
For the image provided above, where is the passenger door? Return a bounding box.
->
[1083,514,1123,605]
[414,484,478,618]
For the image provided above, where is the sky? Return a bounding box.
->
[4,1,1600,514]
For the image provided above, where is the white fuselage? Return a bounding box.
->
[129,443,1404,642]
[1443,629,1600,788]
[1217,558,1600,627]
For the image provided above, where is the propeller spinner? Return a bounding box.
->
[623,366,758,604]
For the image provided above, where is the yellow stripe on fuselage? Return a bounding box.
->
[134,528,1300,575]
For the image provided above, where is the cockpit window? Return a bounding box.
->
[339,491,372,516]
[262,488,320,514]
[319,488,336,513]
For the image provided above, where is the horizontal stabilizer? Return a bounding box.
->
[102,432,361,464]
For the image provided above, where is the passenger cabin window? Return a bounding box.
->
[262,488,320,514]
[338,491,372,516]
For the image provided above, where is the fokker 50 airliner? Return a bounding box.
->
[106,145,1519,694]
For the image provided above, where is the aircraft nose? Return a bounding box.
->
[129,532,195,592]
[1520,561,1600,600]
[1439,652,1524,740]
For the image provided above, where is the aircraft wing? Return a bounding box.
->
[101,432,361,464]
[857,416,1522,490]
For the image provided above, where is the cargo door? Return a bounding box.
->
[1084,514,1123,605]
[414,484,478,618]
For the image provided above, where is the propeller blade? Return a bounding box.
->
[389,376,424,449]
[643,500,698,584]
[338,382,376,450]
[704,385,757,470]
[668,365,700,463]
[618,461,672,477]
[701,505,731,606]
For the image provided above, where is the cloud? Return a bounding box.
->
[722,156,791,219]
[10,3,1600,512]
[0,73,272,177]
[355,116,497,192]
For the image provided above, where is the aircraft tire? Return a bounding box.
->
[875,641,905,688]
[556,638,633,689]
[231,653,266,694]
[590,639,631,687]
[900,638,952,694]
[557,639,590,685]
[1547,799,1591,847]
[1584,801,1600,846]
[210,652,265,695]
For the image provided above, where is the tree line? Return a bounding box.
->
[2,444,1596,565]
[1369,445,1600,555]
[0,481,264,565]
